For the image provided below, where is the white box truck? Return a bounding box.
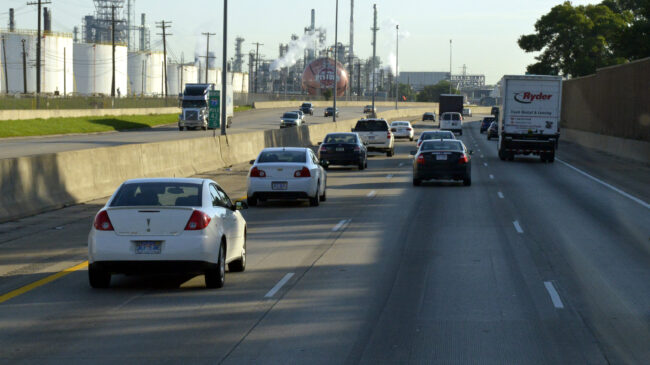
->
[498,75,562,162]
[178,83,233,131]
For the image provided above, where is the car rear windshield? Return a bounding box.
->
[301,103,312,107]
[324,134,357,144]
[483,117,495,122]
[392,122,409,126]
[421,141,463,152]
[442,113,460,121]
[182,100,207,108]
[354,120,388,131]
[283,112,298,118]
[421,131,454,140]
[258,150,307,163]
[111,182,202,207]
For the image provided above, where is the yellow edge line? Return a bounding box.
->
[0,261,89,304]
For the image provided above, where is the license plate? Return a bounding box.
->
[367,136,375,140]
[272,181,288,190]
[336,147,345,152]
[135,241,162,254]
[436,154,448,160]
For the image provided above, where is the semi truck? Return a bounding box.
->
[497,75,562,162]
[178,83,233,131]
[438,94,464,116]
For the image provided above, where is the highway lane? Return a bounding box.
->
[0,118,648,364]
[0,105,413,159]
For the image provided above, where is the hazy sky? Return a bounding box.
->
[2,0,601,84]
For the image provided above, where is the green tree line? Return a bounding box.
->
[397,81,459,102]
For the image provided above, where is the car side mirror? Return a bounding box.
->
[235,201,248,210]
[409,150,416,155]
[249,160,255,165]
[469,150,474,155]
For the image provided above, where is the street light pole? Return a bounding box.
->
[333,0,338,122]
[371,4,378,117]
[395,24,398,110]
[449,39,452,94]
[220,0,228,136]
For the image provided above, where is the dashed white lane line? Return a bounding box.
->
[386,174,393,179]
[398,162,404,167]
[332,219,350,232]
[544,281,565,309]
[557,158,650,209]
[367,190,376,198]
[480,154,485,158]
[513,220,524,233]
[489,174,494,179]
[498,191,504,199]
[483,162,488,167]
[264,273,295,298]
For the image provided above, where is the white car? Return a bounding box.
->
[247,147,327,207]
[439,112,463,136]
[390,121,414,141]
[280,111,303,128]
[88,178,247,289]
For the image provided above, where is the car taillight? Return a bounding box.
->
[93,210,114,231]
[417,154,425,165]
[294,166,311,177]
[250,166,266,177]
[319,146,327,153]
[406,127,412,131]
[185,210,211,230]
[354,146,360,151]
[458,154,469,164]
[387,132,391,139]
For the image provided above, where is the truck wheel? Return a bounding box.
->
[498,149,506,161]
[247,196,257,207]
[413,178,421,186]
[507,152,515,161]
[463,175,472,186]
[547,152,555,163]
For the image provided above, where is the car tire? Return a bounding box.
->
[178,126,183,131]
[228,235,246,273]
[409,136,414,141]
[309,194,320,207]
[358,160,365,170]
[507,152,515,161]
[387,149,394,157]
[413,178,421,186]
[364,160,368,169]
[88,264,111,289]
[247,196,258,207]
[319,187,327,202]
[205,242,226,288]
[463,175,472,186]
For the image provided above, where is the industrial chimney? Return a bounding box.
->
[9,8,15,31]
[140,13,146,51]
[43,7,51,32]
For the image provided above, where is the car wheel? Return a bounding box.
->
[88,264,111,289]
[178,126,183,131]
[228,234,246,272]
[463,175,472,186]
[498,149,507,161]
[310,185,320,207]
[364,159,368,169]
[247,196,258,207]
[205,241,226,288]
[387,149,394,157]
[409,136,414,141]
[413,178,421,186]
[358,160,365,170]
[319,187,327,202]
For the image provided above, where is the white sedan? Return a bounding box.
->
[390,121,415,141]
[88,178,247,289]
[247,147,327,207]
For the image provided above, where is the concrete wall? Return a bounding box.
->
[561,57,650,142]
[0,108,431,222]
[0,107,180,121]
[562,128,650,164]
[253,100,438,109]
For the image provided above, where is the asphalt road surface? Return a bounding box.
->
[0,117,648,364]
[0,106,410,159]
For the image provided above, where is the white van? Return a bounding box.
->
[440,112,463,135]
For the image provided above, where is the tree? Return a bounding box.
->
[602,0,650,60]
[398,83,416,101]
[518,1,631,77]
[322,88,332,101]
[416,81,458,102]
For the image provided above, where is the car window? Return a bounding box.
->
[309,150,319,164]
[283,112,298,118]
[216,185,233,208]
[258,150,307,163]
[111,182,201,207]
[354,120,389,131]
[324,134,357,144]
[421,141,464,152]
[392,122,409,126]
[421,131,454,140]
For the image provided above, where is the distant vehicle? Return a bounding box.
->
[280,112,303,128]
[352,118,395,157]
[487,122,498,140]
[498,75,562,162]
[363,105,376,113]
[422,112,436,121]
[293,110,306,122]
[247,147,327,207]
[411,139,472,186]
[416,130,456,148]
[462,107,472,117]
[439,112,463,135]
[324,107,339,117]
[490,106,499,119]
[390,121,414,141]
[300,102,314,115]
[88,178,248,289]
[439,94,464,116]
[318,132,368,170]
[178,83,233,131]
[480,116,496,133]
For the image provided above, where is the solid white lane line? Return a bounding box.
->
[513,220,524,233]
[367,190,376,198]
[544,281,565,309]
[332,219,348,232]
[557,158,650,209]
[386,174,393,179]
[489,174,494,179]
[498,191,504,199]
[264,273,295,298]
[483,162,488,167]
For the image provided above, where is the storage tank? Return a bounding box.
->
[73,43,127,96]
[231,72,249,93]
[302,57,348,96]
[127,51,164,95]
[147,51,164,96]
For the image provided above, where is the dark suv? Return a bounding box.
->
[300,102,314,115]
[480,116,496,133]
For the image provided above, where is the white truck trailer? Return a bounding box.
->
[498,75,562,162]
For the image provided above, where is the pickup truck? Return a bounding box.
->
[300,102,314,116]
[351,118,394,157]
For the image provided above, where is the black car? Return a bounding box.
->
[300,102,314,115]
[324,107,339,117]
[422,112,436,121]
[480,116,496,133]
[411,139,472,186]
[318,133,367,170]
[487,121,498,140]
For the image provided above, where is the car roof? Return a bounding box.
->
[260,147,309,152]
[391,120,410,124]
[421,130,453,134]
[123,177,207,185]
[326,132,356,136]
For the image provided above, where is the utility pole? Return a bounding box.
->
[449,39,452,94]
[22,39,27,93]
[371,4,379,116]
[356,61,361,101]
[1,36,8,93]
[202,32,216,84]
[156,20,172,98]
[104,4,124,98]
[220,0,227,136]
[333,0,339,122]
[63,47,66,96]
[395,24,399,109]
[27,0,51,95]
[348,0,354,101]
[252,42,263,93]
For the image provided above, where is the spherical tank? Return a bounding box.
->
[302,58,348,97]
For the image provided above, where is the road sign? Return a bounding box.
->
[208,90,220,129]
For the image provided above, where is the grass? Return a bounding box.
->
[234,105,252,112]
[0,114,179,138]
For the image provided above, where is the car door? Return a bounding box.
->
[209,184,235,250]
[215,184,244,261]
[308,150,324,194]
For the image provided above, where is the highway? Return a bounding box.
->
[0,106,411,159]
[0,117,648,364]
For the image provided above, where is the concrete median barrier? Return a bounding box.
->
[252,100,438,110]
[0,107,181,121]
[0,107,431,222]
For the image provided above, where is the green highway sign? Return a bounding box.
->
[208,90,221,129]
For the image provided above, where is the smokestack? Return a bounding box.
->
[140,13,146,51]
[9,8,15,31]
[43,7,51,33]
[73,26,79,43]
[310,9,315,31]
